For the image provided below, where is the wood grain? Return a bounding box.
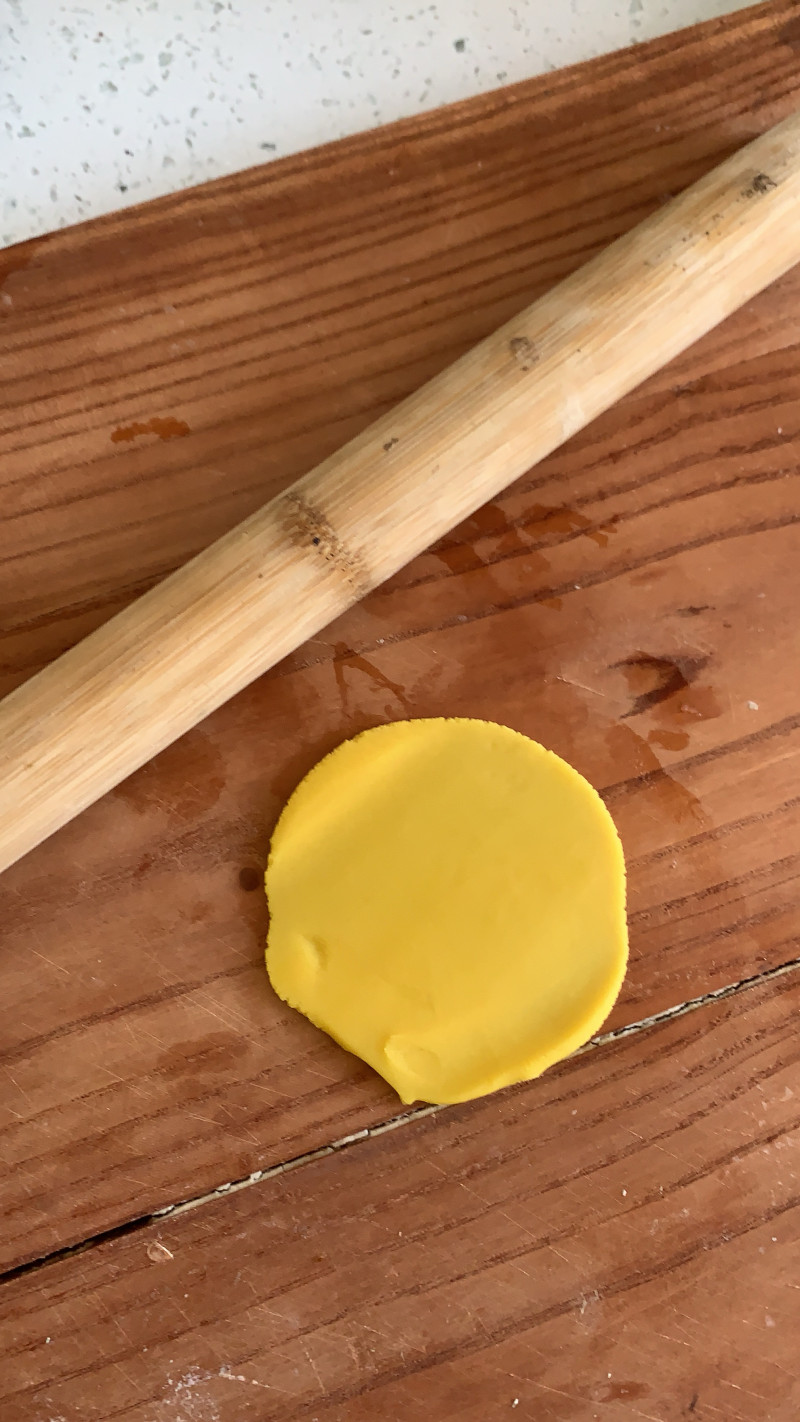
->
[2,0,800,1275]
[3,971,799,1420]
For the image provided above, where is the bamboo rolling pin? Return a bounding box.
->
[2,113,800,875]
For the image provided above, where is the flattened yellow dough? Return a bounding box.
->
[265,718,627,1105]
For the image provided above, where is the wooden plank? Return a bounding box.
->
[2,0,800,1272]
[3,969,800,1420]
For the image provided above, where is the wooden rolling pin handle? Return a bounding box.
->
[2,111,800,875]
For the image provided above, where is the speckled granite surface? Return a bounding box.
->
[1,0,751,248]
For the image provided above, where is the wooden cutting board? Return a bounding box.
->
[2,3,800,1415]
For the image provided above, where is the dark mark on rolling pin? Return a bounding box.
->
[744,172,778,197]
[509,335,538,371]
[282,490,370,595]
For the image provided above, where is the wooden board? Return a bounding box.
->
[4,969,799,1420]
[2,0,800,1286]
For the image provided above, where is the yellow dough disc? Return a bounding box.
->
[265,718,627,1105]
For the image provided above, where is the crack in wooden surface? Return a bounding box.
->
[3,951,798,1293]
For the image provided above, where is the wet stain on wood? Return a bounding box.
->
[333,641,411,712]
[110,416,191,443]
[616,652,718,721]
[648,727,691,751]
[604,723,706,826]
[526,502,618,548]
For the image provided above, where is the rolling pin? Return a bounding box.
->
[2,112,800,876]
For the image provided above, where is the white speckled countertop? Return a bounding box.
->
[1,1,751,249]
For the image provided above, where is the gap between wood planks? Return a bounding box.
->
[3,950,800,1291]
